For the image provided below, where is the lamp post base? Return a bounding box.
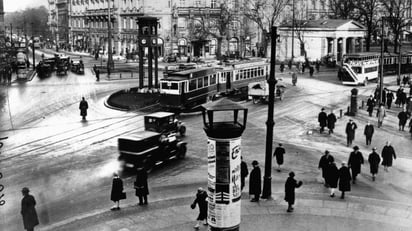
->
[261,176,272,199]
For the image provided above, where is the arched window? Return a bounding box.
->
[210,39,217,55]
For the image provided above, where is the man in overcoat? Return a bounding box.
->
[366,95,375,117]
[381,141,397,172]
[377,104,386,128]
[110,173,125,210]
[318,108,328,133]
[241,156,248,191]
[318,150,334,186]
[79,97,89,120]
[398,108,409,131]
[338,162,351,199]
[327,110,337,134]
[386,90,394,109]
[345,119,357,146]
[134,167,149,205]
[191,187,208,229]
[249,160,261,202]
[348,146,364,184]
[284,172,303,212]
[21,187,39,231]
[273,143,286,172]
[364,121,374,146]
[368,147,381,181]
[325,161,339,197]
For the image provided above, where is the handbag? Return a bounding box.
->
[120,192,126,200]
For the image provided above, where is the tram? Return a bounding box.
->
[16,49,28,80]
[159,59,270,110]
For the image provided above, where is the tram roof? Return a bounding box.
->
[165,67,217,79]
[344,52,380,57]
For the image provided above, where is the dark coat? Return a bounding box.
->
[368,151,381,174]
[364,124,374,138]
[134,169,149,196]
[284,177,302,204]
[21,195,39,230]
[318,111,328,127]
[273,147,286,165]
[318,154,334,178]
[345,122,358,140]
[79,100,88,116]
[241,161,249,179]
[110,177,125,202]
[325,163,339,188]
[387,92,394,103]
[249,166,261,195]
[327,113,337,129]
[398,111,408,125]
[193,190,208,220]
[381,145,396,167]
[348,151,364,175]
[367,98,375,112]
[338,166,351,192]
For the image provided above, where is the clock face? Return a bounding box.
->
[141,39,147,45]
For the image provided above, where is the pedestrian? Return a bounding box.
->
[327,110,337,134]
[79,97,89,120]
[386,90,394,109]
[400,89,407,108]
[291,72,297,86]
[318,150,334,186]
[21,187,39,231]
[249,160,261,202]
[284,172,303,212]
[7,67,12,84]
[398,108,409,131]
[348,146,364,184]
[288,60,292,70]
[95,69,100,81]
[366,95,375,117]
[241,156,248,191]
[325,161,339,197]
[382,88,387,105]
[280,62,285,73]
[345,119,357,146]
[403,75,409,86]
[364,121,374,146]
[377,103,386,128]
[338,162,351,199]
[302,62,306,73]
[191,187,208,229]
[93,64,97,73]
[318,108,328,133]
[309,66,314,77]
[397,75,401,86]
[381,141,396,172]
[395,87,402,107]
[110,173,126,210]
[315,60,320,73]
[134,167,149,205]
[273,143,285,172]
[368,147,381,181]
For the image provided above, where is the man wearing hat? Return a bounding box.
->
[21,187,39,231]
[318,150,334,186]
[345,119,358,146]
[318,108,328,134]
[284,171,303,212]
[191,187,208,229]
[368,147,381,181]
[249,160,261,202]
[338,162,351,199]
[348,146,364,184]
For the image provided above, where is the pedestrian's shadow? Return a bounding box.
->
[81,119,88,126]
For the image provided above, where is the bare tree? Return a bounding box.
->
[355,0,380,51]
[329,0,358,19]
[243,0,290,57]
[381,0,412,53]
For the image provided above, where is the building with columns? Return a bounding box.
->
[278,19,366,63]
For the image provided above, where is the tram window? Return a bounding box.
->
[210,74,216,84]
[161,82,168,89]
[351,67,362,74]
[204,76,209,87]
[236,72,239,80]
[365,67,377,73]
[171,82,178,89]
[189,79,197,91]
[227,72,231,79]
[198,78,204,88]
[254,68,257,77]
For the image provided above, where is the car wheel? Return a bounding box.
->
[177,144,187,159]
[179,126,186,136]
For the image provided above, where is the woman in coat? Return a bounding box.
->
[21,187,39,231]
[79,97,88,120]
[368,147,381,181]
[348,146,364,184]
[284,172,303,212]
[381,141,397,172]
[249,160,261,202]
[327,111,337,134]
[110,173,125,210]
[377,104,386,128]
[325,161,339,197]
[191,187,208,229]
[134,167,149,205]
[338,162,351,199]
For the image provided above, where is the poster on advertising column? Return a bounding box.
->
[207,137,241,228]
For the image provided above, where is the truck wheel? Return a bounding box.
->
[179,126,186,136]
[177,144,187,159]
[253,97,259,104]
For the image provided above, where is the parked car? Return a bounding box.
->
[248,79,286,104]
[71,60,84,74]
[144,112,186,136]
[118,131,187,171]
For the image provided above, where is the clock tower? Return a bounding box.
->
[137,16,159,89]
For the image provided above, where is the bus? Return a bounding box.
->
[341,52,379,86]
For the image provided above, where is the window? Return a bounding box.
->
[130,18,134,29]
[179,0,185,7]
[195,0,201,7]
[210,74,216,84]
[365,67,377,73]
[189,79,197,91]
[211,0,217,8]
[123,18,126,29]
[203,76,209,87]
[197,78,203,88]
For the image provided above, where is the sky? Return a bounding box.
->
[4,0,48,12]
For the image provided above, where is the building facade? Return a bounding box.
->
[48,0,70,48]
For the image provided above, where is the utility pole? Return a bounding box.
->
[291,0,295,63]
[31,22,35,70]
[398,36,402,82]
[261,26,278,199]
[107,0,114,73]
[379,18,384,106]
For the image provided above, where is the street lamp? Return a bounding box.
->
[202,98,248,231]
[107,0,114,73]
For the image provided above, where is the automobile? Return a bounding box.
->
[71,60,84,74]
[248,79,286,104]
[118,130,187,171]
[144,112,186,136]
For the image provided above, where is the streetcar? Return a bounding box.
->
[159,59,269,110]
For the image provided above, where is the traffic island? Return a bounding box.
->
[106,88,160,111]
